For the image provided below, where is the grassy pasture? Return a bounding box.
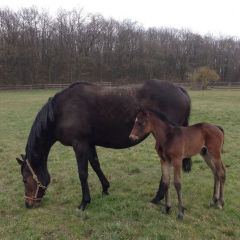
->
[0,89,240,240]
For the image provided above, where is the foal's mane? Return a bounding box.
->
[145,107,177,127]
[25,97,55,159]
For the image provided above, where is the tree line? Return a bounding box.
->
[0,7,240,85]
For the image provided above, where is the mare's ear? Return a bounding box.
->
[16,157,23,165]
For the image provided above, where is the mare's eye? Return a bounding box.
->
[23,179,27,184]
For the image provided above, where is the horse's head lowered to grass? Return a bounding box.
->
[16,154,50,208]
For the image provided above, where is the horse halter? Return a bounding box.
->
[24,159,47,202]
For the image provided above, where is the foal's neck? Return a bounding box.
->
[150,114,173,146]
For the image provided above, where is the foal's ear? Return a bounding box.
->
[136,105,146,114]
[16,157,23,165]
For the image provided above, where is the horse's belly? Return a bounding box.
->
[93,128,147,149]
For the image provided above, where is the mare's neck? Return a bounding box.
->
[26,137,55,179]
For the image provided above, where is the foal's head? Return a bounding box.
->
[16,154,49,208]
[129,108,151,142]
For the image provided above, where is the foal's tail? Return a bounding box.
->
[216,125,224,153]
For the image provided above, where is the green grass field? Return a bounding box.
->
[0,89,240,240]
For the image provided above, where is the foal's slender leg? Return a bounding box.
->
[151,159,170,205]
[213,175,220,205]
[73,141,91,210]
[201,152,220,205]
[89,146,110,195]
[218,162,226,208]
[209,146,226,208]
[212,156,226,208]
[203,149,225,208]
[173,159,185,219]
[165,188,171,214]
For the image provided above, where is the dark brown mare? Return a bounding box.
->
[16,80,191,210]
[129,108,225,219]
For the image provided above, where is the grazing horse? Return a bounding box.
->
[16,80,191,210]
[129,108,225,219]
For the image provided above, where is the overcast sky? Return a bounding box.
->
[0,0,239,38]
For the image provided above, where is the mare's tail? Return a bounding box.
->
[181,87,192,173]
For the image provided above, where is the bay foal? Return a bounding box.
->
[129,108,225,219]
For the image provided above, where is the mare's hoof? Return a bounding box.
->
[151,198,160,205]
[78,200,90,211]
[102,190,109,196]
[182,158,192,172]
[102,184,110,196]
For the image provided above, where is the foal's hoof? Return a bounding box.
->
[177,212,184,220]
[217,200,224,209]
[161,206,171,214]
[78,200,90,211]
[210,199,220,208]
[151,197,160,205]
[210,202,217,208]
[165,206,171,214]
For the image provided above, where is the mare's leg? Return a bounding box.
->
[89,146,110,195]
[182,157,192,172]
[151,159,170,205]
[182,115,192,172]
[73,141,91,210]
[173,159,185,219]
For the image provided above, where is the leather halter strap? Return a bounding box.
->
[24,159,47,201]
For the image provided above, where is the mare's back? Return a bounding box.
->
[53,83,139,147]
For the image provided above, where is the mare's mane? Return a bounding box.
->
[25,97,55,160]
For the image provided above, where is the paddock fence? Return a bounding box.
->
[0,81,240,90]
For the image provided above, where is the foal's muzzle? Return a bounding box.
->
[129,134,139,142]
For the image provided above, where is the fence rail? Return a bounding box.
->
[0,82,114,90]
[1,81,240,90]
